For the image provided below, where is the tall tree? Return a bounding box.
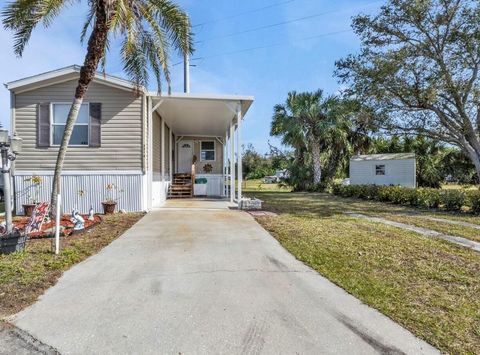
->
[3,0,193,213]
[271,90,338,185]
[336,0,480,183]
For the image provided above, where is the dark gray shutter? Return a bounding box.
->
[89,103,101,147]
[37,103,50,147]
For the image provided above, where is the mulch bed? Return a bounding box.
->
[11,215,102,239]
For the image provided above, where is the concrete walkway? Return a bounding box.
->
[11,204,438,354]
[345,212,480,252]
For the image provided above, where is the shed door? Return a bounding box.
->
[178,140,193,173]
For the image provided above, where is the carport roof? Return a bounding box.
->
[149,92,254,137]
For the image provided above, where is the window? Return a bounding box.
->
[375,164,386,176]
[200,141,215,161]
[52,103,89,146]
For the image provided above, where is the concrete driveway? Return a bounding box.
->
[11,202,438,354]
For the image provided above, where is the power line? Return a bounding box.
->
[192,0,295,28]
[195,0,382,44]
[191,29,352,61]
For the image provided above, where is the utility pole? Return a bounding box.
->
[184,53,190,94]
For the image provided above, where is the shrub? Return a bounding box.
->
[417,188,441,209]
[441,190,466,211]
[467,190,480,214]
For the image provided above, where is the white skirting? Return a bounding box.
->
[13,171,145,215]
[152,173,171,208]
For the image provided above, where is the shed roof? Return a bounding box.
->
[351,153,415,161]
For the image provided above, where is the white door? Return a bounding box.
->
[178,140,193,173]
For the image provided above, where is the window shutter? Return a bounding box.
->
[37,103,50,147]
[89,103,101,147]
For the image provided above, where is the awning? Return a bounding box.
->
[149,93,254,137]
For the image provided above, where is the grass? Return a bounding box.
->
[247,191,480,354]
[0,212,144,318]
[242,179,292,193]
[376,213,480,243]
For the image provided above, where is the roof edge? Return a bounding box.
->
[5,65,144,93]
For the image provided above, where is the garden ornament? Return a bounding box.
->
[71,209,85,231]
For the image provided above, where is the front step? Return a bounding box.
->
[168,173,193,198]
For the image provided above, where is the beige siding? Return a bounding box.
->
[14,80,143,171]
[152,112,173,178]
[178,136,224,174]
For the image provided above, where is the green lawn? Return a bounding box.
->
[247,191,480,354]
[242,179,292,193]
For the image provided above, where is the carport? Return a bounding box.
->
[145,92,254,207]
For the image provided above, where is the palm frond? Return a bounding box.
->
[2,0,72,56]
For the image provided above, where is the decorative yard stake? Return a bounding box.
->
[88,206,94,221]
[55,194,60,255]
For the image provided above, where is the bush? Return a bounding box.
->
[330,183,480,214]
[467,190,480,214]
[441,190,466,211]
[417,188,441,209]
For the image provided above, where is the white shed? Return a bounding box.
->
[349,153,416,188]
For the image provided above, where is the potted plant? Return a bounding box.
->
[102,183,120,214]
[22,175,42,216]
[194,177,208,196]
[0,229,27,254]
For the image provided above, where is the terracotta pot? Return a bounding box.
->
[22,203,36,217]
[102,202,117,214]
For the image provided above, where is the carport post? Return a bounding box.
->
[169,130,173,181]
[161,117,165,182]
[236,104,242,202]
[230,121,235,203]
[222,132,227,196]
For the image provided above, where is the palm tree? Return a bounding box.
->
[271,90,338,185]
[3,0,193,214]
[319,99,373,181]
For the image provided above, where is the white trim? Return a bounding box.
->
[161,116,165,182]
[10,92,15,135]
[5,65,141,93]
[13,170,144,176]
[50,102,90,147]
[230,122,235,204]
[147,92,254,102]
[237,105,242,202]
[168,127,174,181]
[200,140,216,162]
[147,96,153,210]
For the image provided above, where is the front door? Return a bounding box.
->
[178,140,193,173]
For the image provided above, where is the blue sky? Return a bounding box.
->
[0,0,382,153]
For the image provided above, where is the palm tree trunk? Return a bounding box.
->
[311,139,322,185]
[50,1,110,216]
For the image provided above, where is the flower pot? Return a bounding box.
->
[0,231,27,254]
[22,203,36,217]
[102,202,117,214]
